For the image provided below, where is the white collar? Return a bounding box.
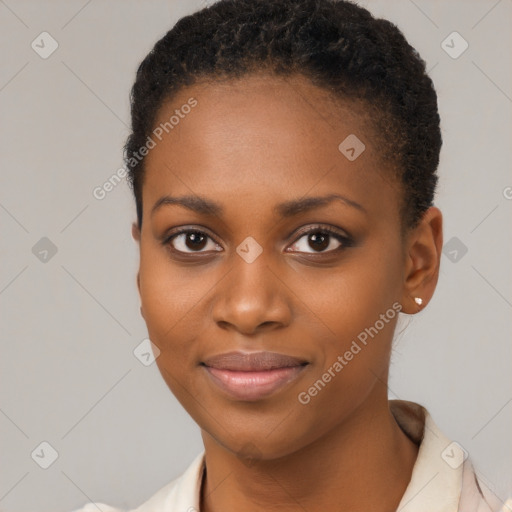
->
[129,400,505,512]
[391,399,462,511]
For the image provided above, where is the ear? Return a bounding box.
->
[131,222,144,318]
[400,206,443,314]
[136,272,146,319]
[136,271,142,295]
[131,221,141,242]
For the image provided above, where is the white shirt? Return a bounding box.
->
[73,400,511,512]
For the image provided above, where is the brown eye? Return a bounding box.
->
[307,232,330,251]
[288,227,350,254]
[168,230,222,254]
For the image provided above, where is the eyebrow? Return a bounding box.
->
[151,193,366,218]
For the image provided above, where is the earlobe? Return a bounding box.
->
[133,224,143,316]
[136,272,145,319]
[400,206,443,314]
[132,222,141,242]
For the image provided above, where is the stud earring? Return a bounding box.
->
[414,297,423,306]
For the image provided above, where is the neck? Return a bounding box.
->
[199,391,419,512]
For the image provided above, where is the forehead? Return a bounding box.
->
[142,73,400,223]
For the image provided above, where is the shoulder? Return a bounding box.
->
[461,460,512,512]
[69,451,205,512]
[70,504,125,512]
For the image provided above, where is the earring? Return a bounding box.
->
[414,297,423,306]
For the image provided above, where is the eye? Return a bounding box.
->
[165,228,222,254]
[164,225,352,257]
[287,225,351,254]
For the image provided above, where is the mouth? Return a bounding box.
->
[201,351,309,401]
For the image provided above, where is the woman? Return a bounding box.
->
[74,0,510,510]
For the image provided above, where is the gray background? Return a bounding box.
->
[0,0,511,510]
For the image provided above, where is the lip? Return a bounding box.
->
[203,351,308,371]
[201,351,308,401]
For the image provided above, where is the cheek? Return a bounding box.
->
[138,249,189,370]
[287,270,400,447]
[293,242,402,341]
[137,242,226,394]
[291,241,403,392]
[137,247,208,406]
[139,242,204,337]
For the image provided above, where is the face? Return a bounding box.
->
[135,73,412,460]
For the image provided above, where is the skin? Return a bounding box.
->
[131,73,443,512]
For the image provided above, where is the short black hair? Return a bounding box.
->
[124,0,441,231]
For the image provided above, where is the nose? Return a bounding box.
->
[210,256,292,336]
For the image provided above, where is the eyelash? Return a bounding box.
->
[163,224,353,257]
